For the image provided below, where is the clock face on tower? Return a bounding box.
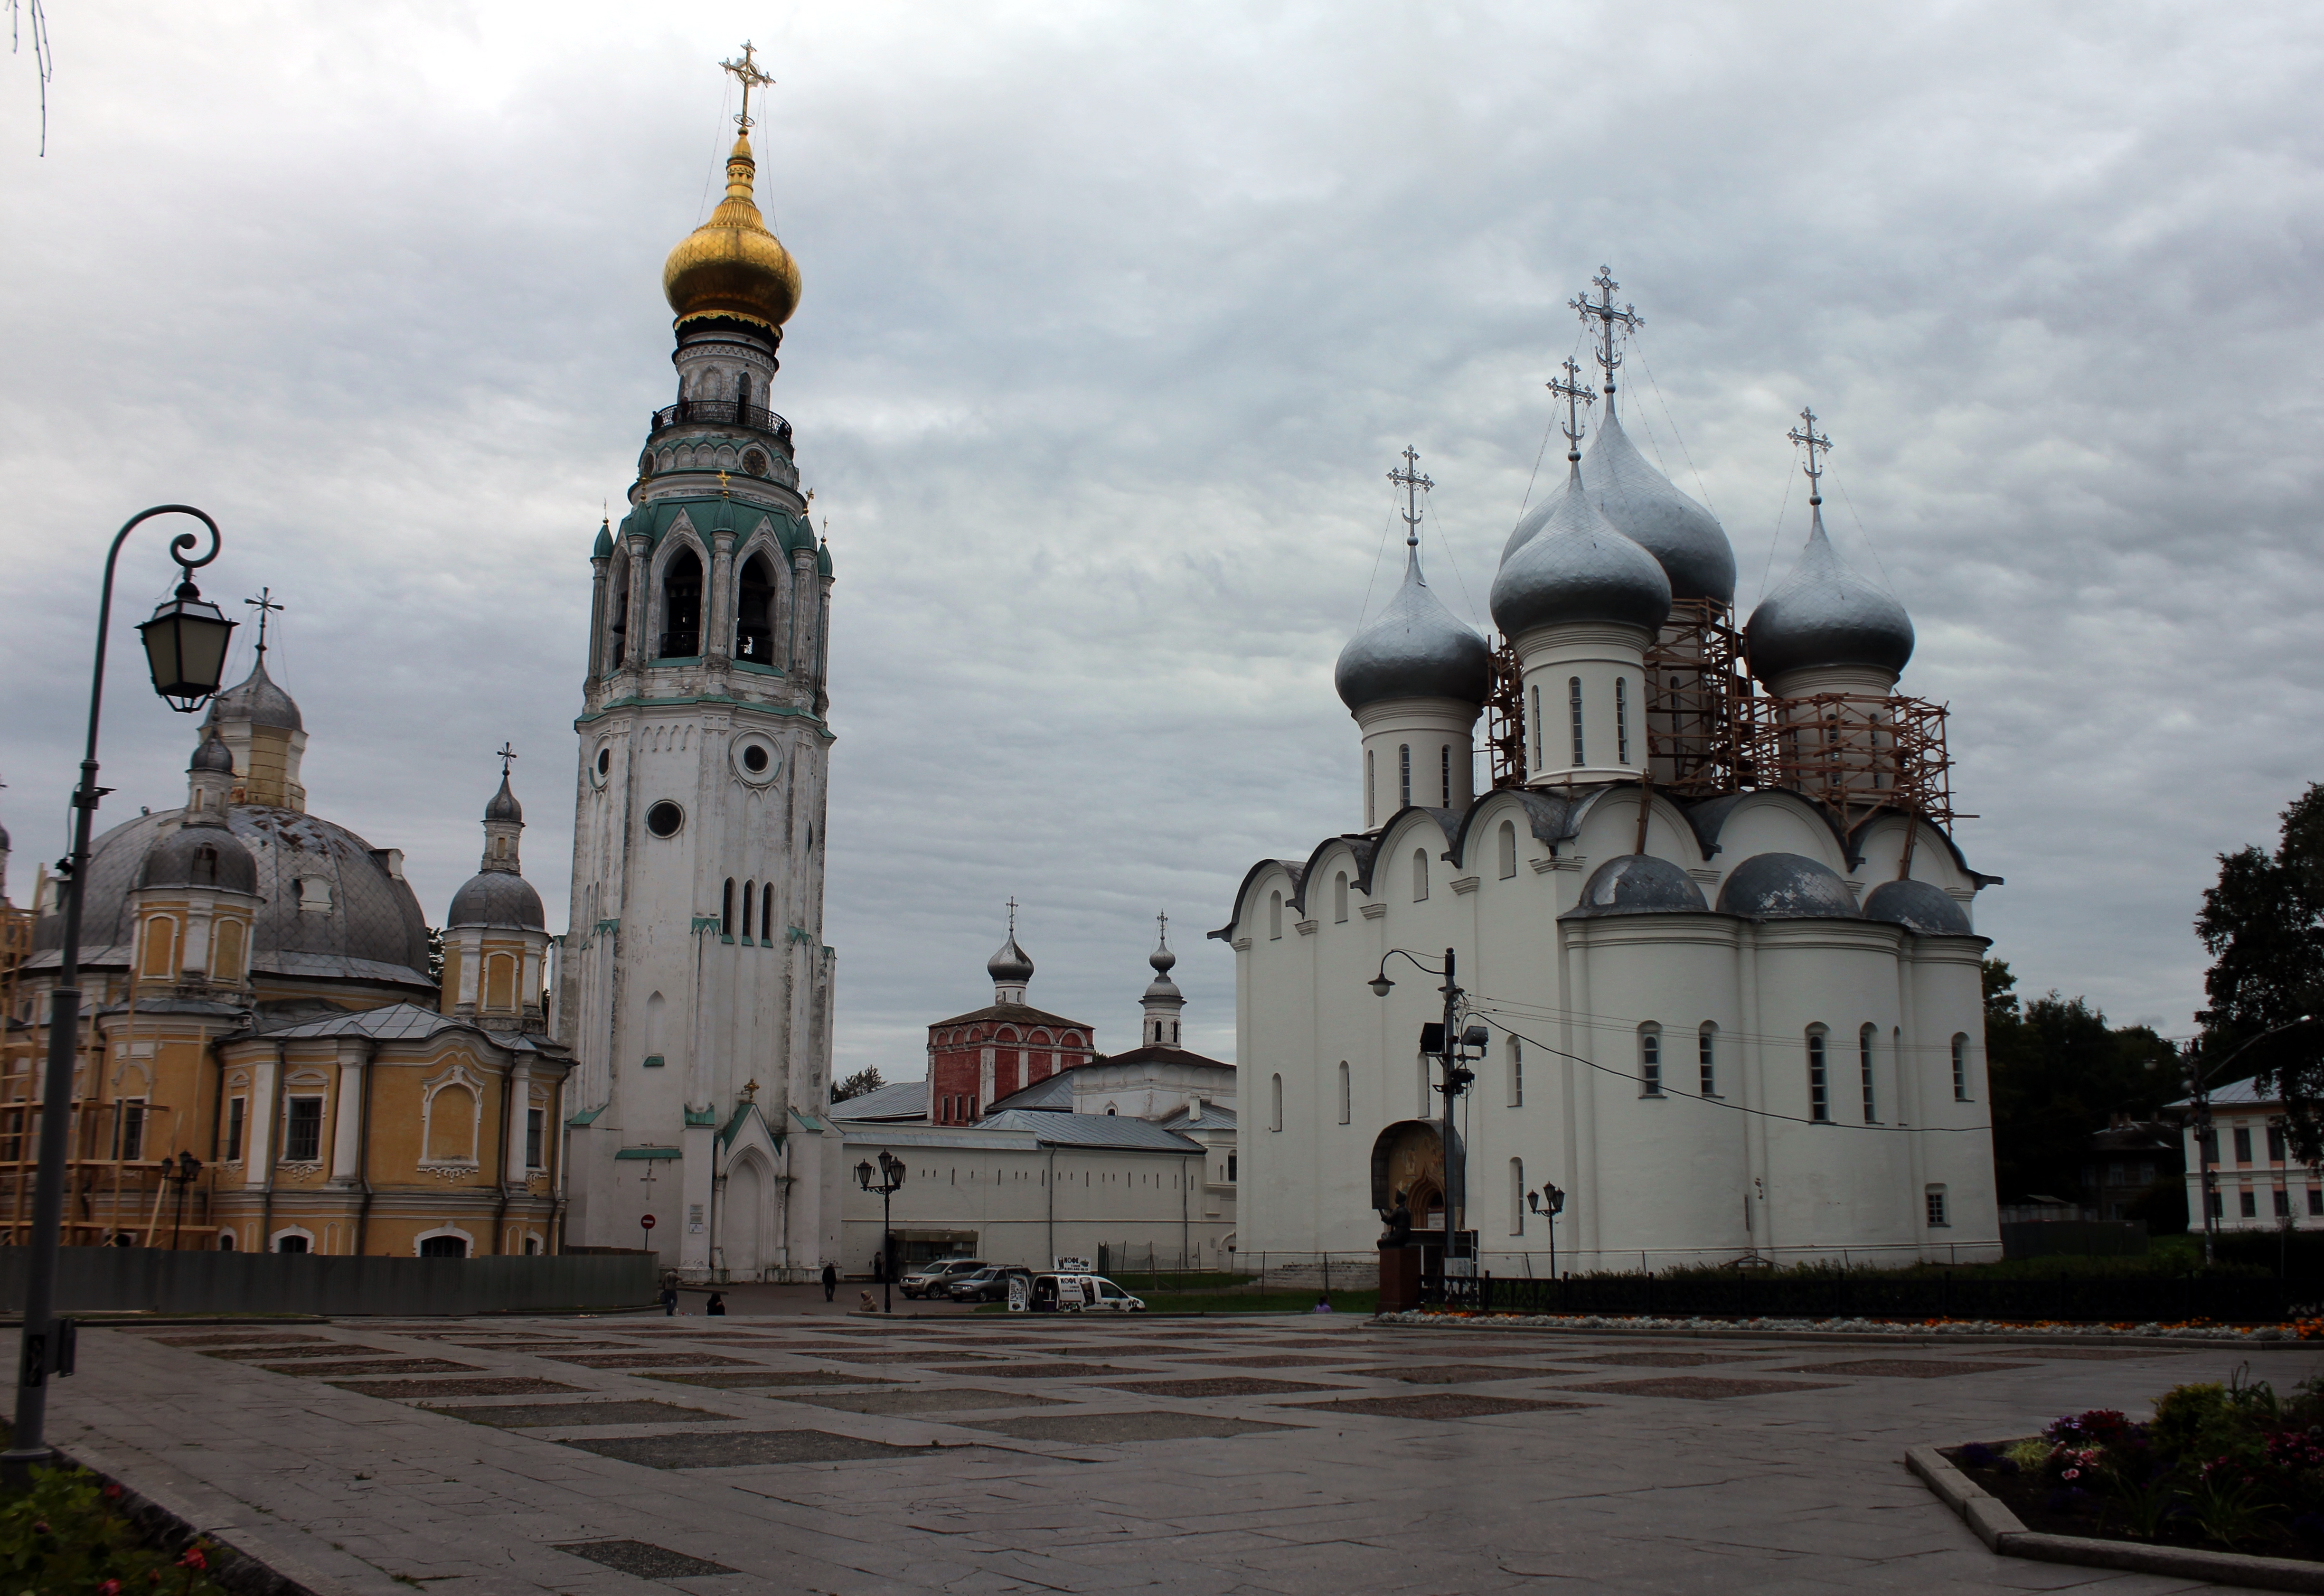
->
[743,448,769,477]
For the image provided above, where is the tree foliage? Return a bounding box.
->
[830,1067,885,1103]
[1983,958,2180,1202]
[2196,782,2324,1161]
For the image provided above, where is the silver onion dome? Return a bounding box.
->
[1488,468,1671,639]
[1566,854,1709,918]
[1580,410,1737,604]
[484,771,523,823]
[1714,852,1860,920]
[988,933,1035,985]
[1744,508,1914,683]
[1335,547,1490,711]
[190,733,235,773]
[447,870,546,931]
[203,656,303,733]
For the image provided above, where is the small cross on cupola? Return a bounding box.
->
[481,744,524,874]
[1141,910,1186,1049]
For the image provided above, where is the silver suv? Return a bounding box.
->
[900,1258,987,1299]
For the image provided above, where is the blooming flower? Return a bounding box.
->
[2062,1468,2081,1480]
[98,1581,121,1595]
[179,1548,208,1571]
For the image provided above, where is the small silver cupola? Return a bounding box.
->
[988,897,1035,1004]
[1336,449,1489,712]
[1743,409,1914,686]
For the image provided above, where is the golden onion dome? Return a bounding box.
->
[662,132,801,332]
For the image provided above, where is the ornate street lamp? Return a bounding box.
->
[855,1151,906,1314]
[3,507,231,1477]
[1527,1182,1567,1280]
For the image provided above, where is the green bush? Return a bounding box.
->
[0,1466,226,1596]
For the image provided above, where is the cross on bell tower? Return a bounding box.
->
[1788,407,1834,509]
[243,587,284,658]
[1570,266,1643,412]
[1387,446,1433,551]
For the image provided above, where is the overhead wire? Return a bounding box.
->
[1829,473,1899,595]
[1515,325,1590,520]
[1753,451,1797,612]
[1464,989,1975,1061]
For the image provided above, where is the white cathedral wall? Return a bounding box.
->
[1233,789,2004,1270]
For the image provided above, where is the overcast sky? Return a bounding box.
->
[5,2,2322,1077]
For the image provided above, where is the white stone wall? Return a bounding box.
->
[1231,781,2002,1271]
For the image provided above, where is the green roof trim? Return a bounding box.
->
[790,1107,827,1133]
[684,1108,719,1127]
[614,1146,682,1160]
[614,496,817,560]
[566,1105,605,1128]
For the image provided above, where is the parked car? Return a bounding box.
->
[900,1258,988,1299]
[945,1265,1033,1304]
[1086,1276,1146,1313]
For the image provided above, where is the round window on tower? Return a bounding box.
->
[588,741,615,789]
[645,801,684,838]
[731,732,781,787]
[742,448,769,477]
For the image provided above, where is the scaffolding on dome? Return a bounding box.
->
[1484,640,1527,792]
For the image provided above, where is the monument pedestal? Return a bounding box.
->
[1377,1246,1421,1313]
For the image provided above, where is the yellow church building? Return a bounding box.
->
[2,648,571,1256]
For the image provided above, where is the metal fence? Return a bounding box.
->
[1426,1269,2312,1326]
[0,1247,661,1317]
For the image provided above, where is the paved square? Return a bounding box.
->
[1094,1375,1347,1398]
[1776,1358,2036,1378]
[54,1315,2307,1594]
[264,1356,479,1377]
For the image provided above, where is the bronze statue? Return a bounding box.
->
[1376,1187,1412,1248]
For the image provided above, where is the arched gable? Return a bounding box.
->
[1681,789,1854,873]
[1443,788,1580,873]
[1209,857,1306,943]
[1568,785,1708,870]
[1845,807,2002,892]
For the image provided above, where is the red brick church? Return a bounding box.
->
[924,905,1096,1123]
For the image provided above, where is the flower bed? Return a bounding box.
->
[0,1465,226,1594]
[1946,1373,2324,1563]
[1378,1308,2324,1341]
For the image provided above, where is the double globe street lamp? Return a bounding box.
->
[854,1151,906,1314]
[1369,948,1488,1287]
[1525,1182,1567,1280]
[3,507,235,1476]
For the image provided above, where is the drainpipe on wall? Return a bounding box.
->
[491,1059,514,1255]
[353,1038,378,1255]
[1046,1144,1056,1271]
[259,1041,285,1251]
[1181,1153,1190,1272]
[205,1034,227,1248]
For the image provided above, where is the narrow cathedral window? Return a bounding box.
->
[1925,1185,1949,1227]
[762,883,774,934]
[1698,1025,1717,1096]
[1365,749,1375,827]
[1530,686,1542,769]
[1950,1033,1969,1100]
[1860,1024,1878,1123]
[526,1108,545,1168]
[284,1097,324,1163]
[1615,677,1630,765]
[1333,872,1349,923]
[742,880,755,939]
[1638,1029,1662,1096]
[1337,1061,1351,1125]
[114,1101,145,1162]
[1399,744,1411,810]
[225,1097,245,1162]
[721,878,735,938]
[1807,1030,1830,1122]
[1508,1037,1523,1107]
[1440,744,1451,807]
[1411,849,1428,901]
[1568,678,1585,766]
[1269,892,1283,940]
[1497,820,1516,879]
[659,549,705,657]
[1270,1074,1283,1132]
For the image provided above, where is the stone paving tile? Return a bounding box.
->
[201,1343,406,1361]
[330,1375,587,1398]
[422,1399,736,1428]
[1094,1375,1349,1399]
[1171,1353,1384,1368]
[954,1410,1300,1444]
[266,1356,482,1377]
[1358,1362,1570,1384]
[552,1539,738,1578]
[563,1429,966,1469]
[1774,1359,2035,1378]
[773,1387,1077,1416]
[1574,1349,1779,1367]
[639,1369,900,1389]
[151,1332,339,1349]
[1276,1391,1597,1420]
[536,1351,756,1369]
[928,1361,1138,1379]
[814,1348,997,1364]
[1563,1374,1847,1399]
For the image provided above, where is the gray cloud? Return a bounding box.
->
[5,1,2322,1074]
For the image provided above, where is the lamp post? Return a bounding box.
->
[2187,1015,2316,1268]
[1369,948,1482,1281]
[855,1150,905,1314]
[4,507,233,1476]
[167,1151,202,1253]
[1526,1182,1566,1280]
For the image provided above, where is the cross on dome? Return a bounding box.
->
[720,40,774,132]
[1387,446,1433,550]
[496,742,518,777]
[1571,266,1642,411]
[1788,407,1834,507]
[1547,357,1595,467]
[243,587,284,657]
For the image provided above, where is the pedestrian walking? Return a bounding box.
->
[870,1253,884,1283]
[706,1292,726,1316]
[820,1262,837,1302]
[660,1284,678,1316]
